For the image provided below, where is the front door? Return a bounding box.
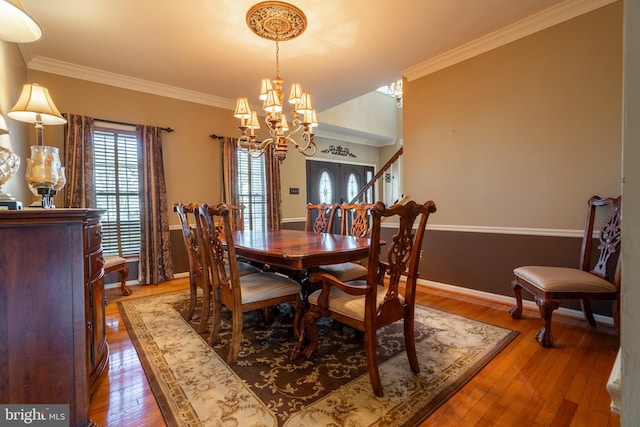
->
[306,160,374,232]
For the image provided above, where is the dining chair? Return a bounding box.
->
[509,195,621,347]
[291,200,437,397]
[217,204,246,232]
[195,203,303,363]
[305,202,338,234]
[317,202,373,282]
[173,202,210,333]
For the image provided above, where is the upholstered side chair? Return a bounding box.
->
[305,202,338,234]
[318,202,373,282]
[195,203,303,363]
[173,202,210,333]
[291,200,437,397]
[509,195,621,347]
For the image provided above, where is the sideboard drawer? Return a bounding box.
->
[87,249,105,282]
[86,223,102,252]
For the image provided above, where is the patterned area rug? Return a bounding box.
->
[118,289,518,426]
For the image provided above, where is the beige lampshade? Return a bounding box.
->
[302,109,318,127]
[263,89,282,113]
[259,79,273,101]
[280,115,289,132]
[295,92,313,114]
[288,83,302,104]
[0,0,42,43]
[8,83,67,125]
[247,111,260,130]
[234,97,252,119]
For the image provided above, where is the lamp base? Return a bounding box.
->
[0,200,23,210]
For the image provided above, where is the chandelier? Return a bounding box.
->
[234,1,318,163]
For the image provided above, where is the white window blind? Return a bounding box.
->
[93,128,141,257]
[236,149,267,231]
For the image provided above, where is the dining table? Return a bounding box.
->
[231,228,370,275]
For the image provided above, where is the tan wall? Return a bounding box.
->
[0,41,30,205]
[403,2,623,230]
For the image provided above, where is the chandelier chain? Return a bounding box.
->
[275,35,280,79]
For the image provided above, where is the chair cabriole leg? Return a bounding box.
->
[365,326,383,397]
[509,278,523,319]
[535,296,558,347]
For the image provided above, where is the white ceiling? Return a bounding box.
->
[18,0,609,113]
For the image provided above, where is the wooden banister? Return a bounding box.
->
[348,146,403,205]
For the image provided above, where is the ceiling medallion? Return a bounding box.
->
[246,1,307,41]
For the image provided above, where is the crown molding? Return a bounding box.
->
[26,56,237,110]
[403,0,618,81]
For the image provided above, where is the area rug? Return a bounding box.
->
[118,289,518,426]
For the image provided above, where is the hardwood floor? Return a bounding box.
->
[90,278,620,426]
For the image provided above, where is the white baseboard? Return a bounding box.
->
[417,278,614,327]
[104,279,139,289]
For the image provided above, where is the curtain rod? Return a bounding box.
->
[95,117,175,133]
[209,134,223,140]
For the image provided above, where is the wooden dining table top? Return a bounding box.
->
[231,229,370,272]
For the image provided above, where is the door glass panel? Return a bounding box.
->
[347,172,359,203]
[318,171,333,204]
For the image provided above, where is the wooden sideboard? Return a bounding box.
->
[0,209,107,427]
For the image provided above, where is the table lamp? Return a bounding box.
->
[8,83,67,208]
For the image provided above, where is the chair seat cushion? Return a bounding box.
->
[239,272,301,304]
[513,266,617,293]
[224,261,262,277]
[104,256,126,269]
[318,262,368,282]
[308,282,404,322]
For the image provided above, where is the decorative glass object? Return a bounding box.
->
[25,145,64,208]
[0,146,20,206]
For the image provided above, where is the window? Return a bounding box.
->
[346,172,358,203]
[93,127,141,257]
[236,149,267,231]
[318,170,333,204]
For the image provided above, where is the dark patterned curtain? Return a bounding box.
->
[62,113,96,208]
[264,145,282,230]
[137,125,174,284]
[222,136,239,205]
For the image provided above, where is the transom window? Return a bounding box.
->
[93,127,141,257]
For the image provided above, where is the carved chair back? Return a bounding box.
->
[173,202,202,284]
[580,196,622,285]
[305,202,338,234]
[340,202,373,237]
[366,200,436,316]
[195,203,237,301]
